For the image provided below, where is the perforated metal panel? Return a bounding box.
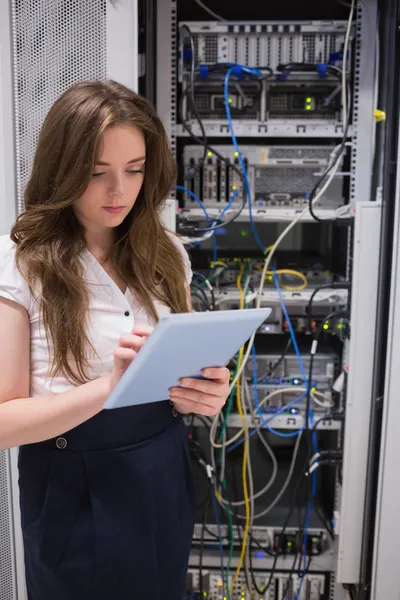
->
[0,451,14,600]
[11,0,107,213]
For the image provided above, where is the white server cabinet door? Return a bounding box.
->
[10,0,138,214]
[0,0,17,234]
[107,0,138,91]
[371,109,400,599]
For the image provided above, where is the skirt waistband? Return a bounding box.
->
[21,400,179,452]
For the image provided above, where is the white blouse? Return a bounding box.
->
[0,233,192,397]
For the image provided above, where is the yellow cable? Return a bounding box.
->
[255,267,308,291]
[212,260,229,269]
[230,265,251,595]
[273,269,308,291]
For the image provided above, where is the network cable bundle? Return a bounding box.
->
[164,3,354,600]
[162,1,356,599]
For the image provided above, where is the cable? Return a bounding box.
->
[211,491,225,592]
[224,65,266,253]
[312,412,344,433]
[223,419,304,521]
[199,489,210,597]
[241,376,256,600]
[223,142,345,399]
[185,188,240,249]
[211,386,332,451]
[295,310,349,600]
[190,281,213,310]
[259,460,308,596]
[254,265,308,291]
[218,379,279,509]
[178,100,248,234]
[192,0,226,21]
[229,265,251,594]
[191,292,209,311]
[315,506,335,541]
[256,337,292,383]
[307,282,351,333]
[179,64,266,236]
[310,449,343,467]
[281,550,303,600]
[308,0,355,223]
[192,271,216,310]
[175,185,218,259]
[252,346,305,439]
[179,25,208,166]
[271,266,320,599]
[209,143,346,489]
[308,142,349,223]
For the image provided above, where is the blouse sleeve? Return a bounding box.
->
[0,235,32,311]
[166,231,193,285]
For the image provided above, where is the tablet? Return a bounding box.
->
[103,307,271,409]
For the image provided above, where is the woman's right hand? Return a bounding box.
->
[108,324,154,391]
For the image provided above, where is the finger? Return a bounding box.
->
[170,397,220,417]
[201,366,230,383]
[119,334,147,351]
[132,324,154,337]
[179,376,229,396]
[114,347,137,361]
[170,386,226,409]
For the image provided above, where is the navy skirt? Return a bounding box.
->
[17,401,196,600]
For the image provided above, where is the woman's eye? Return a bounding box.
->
[91,169,145,178]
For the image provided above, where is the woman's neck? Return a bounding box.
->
[85,228,114,264]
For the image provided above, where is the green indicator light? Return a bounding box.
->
[240,230,248,237]
[287,541,292,547]
[323,322,329,330]
[228,98,233,103]
[306,97,312,102]
[267,275,273,281]
[337,323,343,329]
[306,105,312,110]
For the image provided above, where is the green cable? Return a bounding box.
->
[218,368,238,600]
[219,264,249,597]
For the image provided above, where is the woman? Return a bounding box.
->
[0,80,229,600]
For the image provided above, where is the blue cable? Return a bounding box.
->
[211,490,225,592]
[220,188,239,219]
[223,65,265,254]
[174,185,218,262]
[175,185,240,265]
[271,268,319,597]
[227,387,308,452]
[271,270,307,383]
[251,344,305,438]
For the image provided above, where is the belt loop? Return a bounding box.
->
[169,400,178,418]
[55,437,68,449]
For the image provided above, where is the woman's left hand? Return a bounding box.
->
[169,367,230,417]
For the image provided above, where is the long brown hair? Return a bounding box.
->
[11,80,189,385]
